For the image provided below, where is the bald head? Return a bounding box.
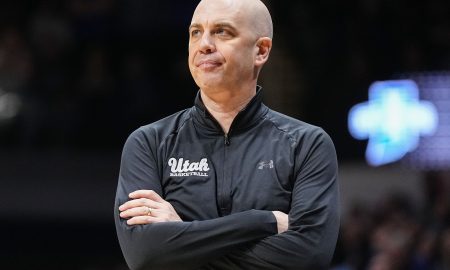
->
[193,0,273,39]
[188,0,274,93]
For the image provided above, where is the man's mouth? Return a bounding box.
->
[196,60,222,69]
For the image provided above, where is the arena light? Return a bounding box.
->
[0,88,22,123]
[348,80,438,166]
[401,73,450,170]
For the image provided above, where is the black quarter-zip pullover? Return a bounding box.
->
[114,87,340,270]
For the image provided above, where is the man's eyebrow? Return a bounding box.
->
[189,23,202,32]
[213,22,238,31]
[188,22,237,32]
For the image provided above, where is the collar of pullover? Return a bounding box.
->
[192,86,268,135]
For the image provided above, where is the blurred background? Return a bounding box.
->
[0,0,449,269]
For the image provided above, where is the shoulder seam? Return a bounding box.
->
[263,110,324,144]
[263,111,297,144]
[159,108,193,146]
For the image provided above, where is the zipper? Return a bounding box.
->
[219,132,232,216]
[219,130,232,216]
[224,134,230,146]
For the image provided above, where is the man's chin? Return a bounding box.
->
[195,75,224,89]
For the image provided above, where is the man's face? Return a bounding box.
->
[188,0,259,92]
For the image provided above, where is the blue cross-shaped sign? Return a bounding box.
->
[348,80,438,166]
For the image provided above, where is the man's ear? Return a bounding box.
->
[255,37,272,67]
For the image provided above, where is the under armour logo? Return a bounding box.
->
[258,160,274,169]
[348,80,438,166]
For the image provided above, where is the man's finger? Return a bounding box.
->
[120,206,154,218]
[126,215,161,225]
[118,198,161,211]
[129,189,165,203]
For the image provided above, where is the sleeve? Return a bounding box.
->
[114,128,278,270]
[200,128,340,270]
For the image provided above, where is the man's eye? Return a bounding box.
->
[191,30,201,37]
[215,29,229,36]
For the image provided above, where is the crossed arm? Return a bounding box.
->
[114,128,339,270]
[119,190,288,233]
[115,188,282,270]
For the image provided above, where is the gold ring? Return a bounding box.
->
[146,207,152,216]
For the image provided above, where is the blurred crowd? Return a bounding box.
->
[332,172,450,270]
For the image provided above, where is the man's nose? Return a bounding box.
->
[199,33,215,54]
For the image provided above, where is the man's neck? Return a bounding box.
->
[200,87,256,134]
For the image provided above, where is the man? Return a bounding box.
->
[114,0,339,269]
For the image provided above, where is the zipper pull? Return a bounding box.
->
[224,134,230,146]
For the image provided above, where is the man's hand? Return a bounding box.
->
[272,211,288,233]
[119,190,182,225]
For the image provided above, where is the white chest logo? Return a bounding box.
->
[168,158,210,177]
